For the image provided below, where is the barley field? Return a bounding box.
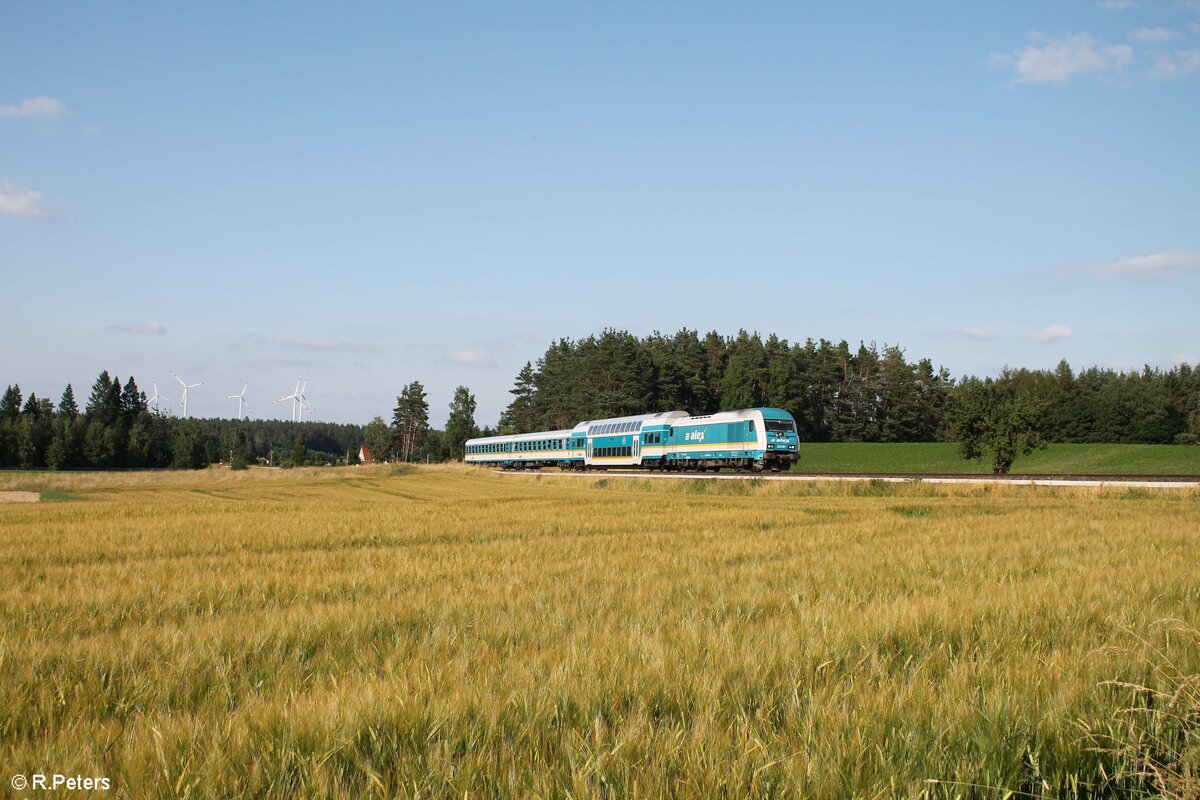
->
[1,465,1198,799]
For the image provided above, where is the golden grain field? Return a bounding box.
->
[1,465,1198,799]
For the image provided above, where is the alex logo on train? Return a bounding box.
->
[684,431,705,442]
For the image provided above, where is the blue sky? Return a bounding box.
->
[2,2,1198,426]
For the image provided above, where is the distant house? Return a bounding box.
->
[358,445,373,465]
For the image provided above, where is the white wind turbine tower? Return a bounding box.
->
[171,373,207,418]
[275,376,312,422]
[150,381,171,415]
[224,380,252,421]
[297,377,313,421]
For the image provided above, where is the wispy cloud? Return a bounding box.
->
[1149,48,1200,78]
[1094,250,1200,278]
[0,179,55,219]
[0,96,66,119]
[106,320,166,335]
[1129,27,1180,42]
[1099,0,1139,8]
[248,355,333,369]
[1025,324,1073,344]
[953,327,1000,340]
[991,32,1133,85]
[272,333,381,353]
[447,350,496,367]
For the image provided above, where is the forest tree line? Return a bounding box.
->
[0,372,364,470]
[4,329,1198,471]
[496,329,1200,445]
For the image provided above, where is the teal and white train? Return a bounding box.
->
[464,408,799,472]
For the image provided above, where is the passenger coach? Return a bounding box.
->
[464,407,799,472]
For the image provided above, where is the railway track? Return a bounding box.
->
[493,469,1200,489]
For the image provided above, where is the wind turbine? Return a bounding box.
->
[150,381,171,415]
[275,376,311,422]
[224,380,251,421]
[171,373,207,418]
[296,377,313,421]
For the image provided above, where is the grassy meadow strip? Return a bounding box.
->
[1,465,1198,798]
[793,442,1200,475]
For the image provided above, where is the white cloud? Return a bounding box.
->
[447,350,495,367]
[1149,48,1200,78]
[0,179,55,219]
[0,96,66,119]
[991,32,1133,85]
[1094,250,1200,278]
[106,320,166,335]
[1025,324,1073,344]
[273,334,381,353]
[953,327,1000,340]
[1129,27,1180,42]
[1099,0,1139,8]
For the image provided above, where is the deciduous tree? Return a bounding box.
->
[950,376,1047,474]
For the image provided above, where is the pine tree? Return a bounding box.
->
[392,382,430,462]
[499,363,537,434]
[288,436,308,467]
[702,331,727,414]
[0,385,22,422]
[58,385,79,418]
[878,345,919,442]
[16,397,54,468]
[85,371,117,424]
[720,330,766,410]
[445,386,478,460]
[172,419,207,469]
[120,378,146,420]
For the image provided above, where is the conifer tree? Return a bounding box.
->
[85,372,117,424]
[0,385,22,422]
[392,381,430,462]
[445,386,478,460]
[58,385,79,418]
[499,363,537,434]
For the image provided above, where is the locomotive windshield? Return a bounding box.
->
[764,418,795,433]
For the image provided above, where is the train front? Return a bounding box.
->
[759,409,800,470]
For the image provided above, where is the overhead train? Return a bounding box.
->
[464,407,799,472]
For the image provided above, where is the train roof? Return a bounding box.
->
[573,410,688,435]
[464,428,574,446]
[672,407,796,425]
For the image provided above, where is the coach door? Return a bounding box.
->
[586,437,593,463]
[631,434,640,464]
